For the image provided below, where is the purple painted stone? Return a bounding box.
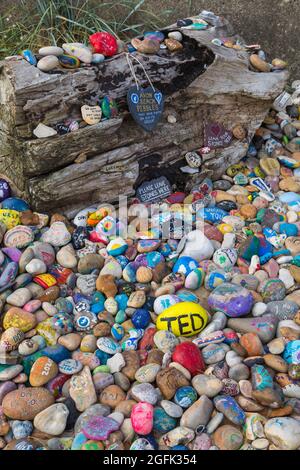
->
[208,282,254,318]
[82,416,120,440]
[0,381,17,404]
[2,247,22,263]
[0,262,19,289]
[0,179,11,202]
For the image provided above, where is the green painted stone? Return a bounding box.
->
[92,365,110,374]
[22,351,43,376]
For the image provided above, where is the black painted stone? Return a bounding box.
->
[136,176,172,203]
[205,122,232,149]
[216,201,237,212]
[127,85,164,132]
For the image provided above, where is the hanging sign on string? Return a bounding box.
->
[125,53,164,132]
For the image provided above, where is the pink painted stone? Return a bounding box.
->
[1,247,22,262]
[82,416,120,440]
[192,433,212,450]
[131,402,154,435]
[262,258,279,278]
[23,299,42,313]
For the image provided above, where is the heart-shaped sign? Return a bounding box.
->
[127,85,164,132]
[205,122,232,149]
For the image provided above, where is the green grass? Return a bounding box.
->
[0,0,177,58]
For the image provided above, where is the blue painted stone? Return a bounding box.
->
[95,349,112,365]
[247,143,257,157]
[153,408,177,433]
[116,255,129,269]
[205,271,227,291]
[283,340,300,364]
[123,262,136,282]
[115,293,128,310]
[173,256,198,276]
[174,386,197,408]
[279,223,298,237]
[177,291,199,303]
[158,243,172,257]
[91,292,105,303]
[22,49,37,66]
[279,192,300,204]
[132,309,151,329]
[111,323,125,341]
[214,395,246,425]
[171,445,189,450]
[11,421,33,439]
[91,300,105,314]
[1,197,29,212]
[251,365,273,391]
[71,432,88,450]
[0,179,11,202]
[197,207,228,223]
[41,345,71,363]
[0,262,19,289]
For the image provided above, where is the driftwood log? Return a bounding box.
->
[0,19,288,217]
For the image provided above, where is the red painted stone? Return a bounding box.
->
[172,342,205,376]
[89,32,118,57]
[138,327,156,351]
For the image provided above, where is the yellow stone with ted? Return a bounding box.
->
[156,301,208,337]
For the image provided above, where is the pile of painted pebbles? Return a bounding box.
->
[3,84,300,451]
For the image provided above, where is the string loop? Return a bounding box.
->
[125,52,156,92]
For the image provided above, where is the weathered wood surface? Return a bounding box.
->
[0,20,288,216]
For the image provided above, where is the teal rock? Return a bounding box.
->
[251,365,274,391]
[22,351,43,376]
[174,386,198,408]
[153,407,177,433]
[100,96,118,119]
[2,197,29,212]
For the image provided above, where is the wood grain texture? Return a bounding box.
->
[0,21,288,216]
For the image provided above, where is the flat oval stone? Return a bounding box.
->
[82,415,120,440]
[2,387,55,420]
[156,301,208,337]
[29,356,58,386]
[131,402,154,435]
[3,307,37,332]
[37,55,59,71]
[59,359,83,375]
[214,395,246,425]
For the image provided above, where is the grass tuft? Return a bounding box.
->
[0,0,179,58]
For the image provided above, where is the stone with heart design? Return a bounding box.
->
[127,85,164,132]
[205,122,233,148]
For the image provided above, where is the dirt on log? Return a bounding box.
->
[0,20,288,217]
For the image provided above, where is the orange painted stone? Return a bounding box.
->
[240,333,264,357]
[29,356,58,386]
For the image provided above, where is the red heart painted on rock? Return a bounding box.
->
[172,342,205,376]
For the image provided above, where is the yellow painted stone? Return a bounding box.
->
[156,301,208,337]
[36,318,60,345]
[217,223,233,234]
[0,209,20,229]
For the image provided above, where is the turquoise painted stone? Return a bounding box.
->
[22,351,43,376]
[115,293,128,310]
[251,365,273,391]
[22,49,37,66]
[153,407,177,433]
[208,283,254,317]
[101,96,118,119]
[214,395,246,425]
[283,341,300,364]
[174,386,197,408]
[95,349,112,365]
[71,432,88,450]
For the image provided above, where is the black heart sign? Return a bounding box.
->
[127,85,164,132]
